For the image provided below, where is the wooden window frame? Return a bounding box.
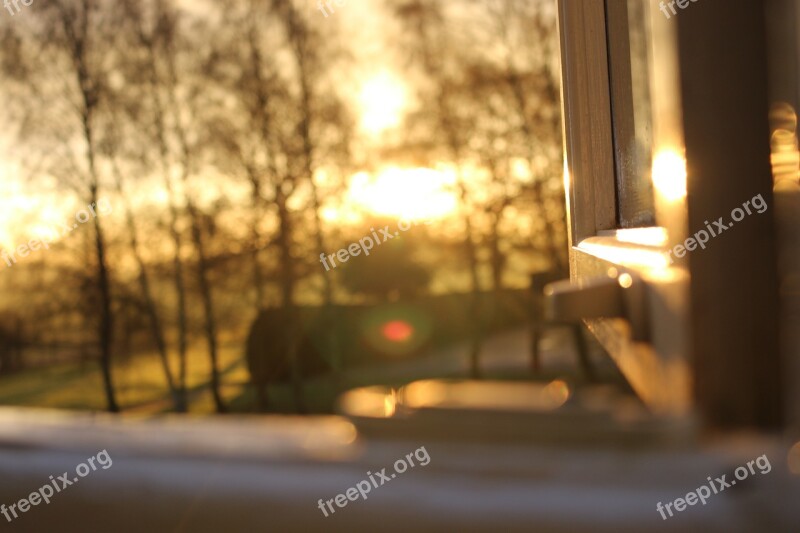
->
[557,0,782,428]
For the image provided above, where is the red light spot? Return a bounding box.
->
[381,320,414,343]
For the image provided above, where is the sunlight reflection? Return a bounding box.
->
[384,389,397,417]
[402,379,571,412]
[769,102,800,190]
[580,240,672,269]
[338,386,398,418]
[789,441,800,475]
[611,227,669,247]
[339,380,573,419]
[652,150,687,202]
[618,273,633,289]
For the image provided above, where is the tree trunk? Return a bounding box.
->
[274,1,331,404]
[304,132,342,378]
[160,35,225,413]
[185,196,226,413]
[91,190,119,413]
[82,104,119,412]
[456,175,484,379]
[246,166,266,311]
[113,165,182,412]
[141,29,191,411]
[276,189,305,414]
[464,216,483,379]
[166,181,190,411]
[489,212,504,292]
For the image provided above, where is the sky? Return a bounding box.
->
[0,0,459,250]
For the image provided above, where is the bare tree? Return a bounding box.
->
[122,0,225,412]
[270,0,353,386]
[483,0,566,271]
[204,0,352,411]
[163,19,226,414]
[207,0,304,411]
[2,0,124,411]
[108,146,183,410]
[115,0,198,411]
[212,0,287,316]
[393,0,486,377]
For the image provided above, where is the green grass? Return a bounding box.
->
[0,291,536,415]
[0,345,477,415]
[0,343,252,415]
[0,343,436,415]
[0,334,568,416]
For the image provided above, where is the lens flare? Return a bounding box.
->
[381,320,414,343]
[360,305,432,357]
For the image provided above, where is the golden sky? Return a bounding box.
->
[0,0,439,249]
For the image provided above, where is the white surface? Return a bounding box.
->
[0,411,797,532]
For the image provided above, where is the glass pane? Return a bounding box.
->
[626,0,655,202]
[608,0,657,227]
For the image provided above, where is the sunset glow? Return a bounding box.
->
[358,70,407,135]
[0,180,64,250]
[347,167,458,220]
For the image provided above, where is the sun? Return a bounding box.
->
[346,167,458,220]
[0,175,65,250]
[357,70,407,135]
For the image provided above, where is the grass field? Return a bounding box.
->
[0,343,456,416]
[0,343,253,414]
[0,326,576,416]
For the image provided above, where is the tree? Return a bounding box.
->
[3,0,124,411]
[340,228,432,301]
[392,0,486,377]
[120,0,226,412]
[120,0,194,410]
[270,0,354,388]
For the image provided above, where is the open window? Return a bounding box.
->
[557,0,784,428]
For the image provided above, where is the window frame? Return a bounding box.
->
[557,0,782,427]
[558,0,690,415]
